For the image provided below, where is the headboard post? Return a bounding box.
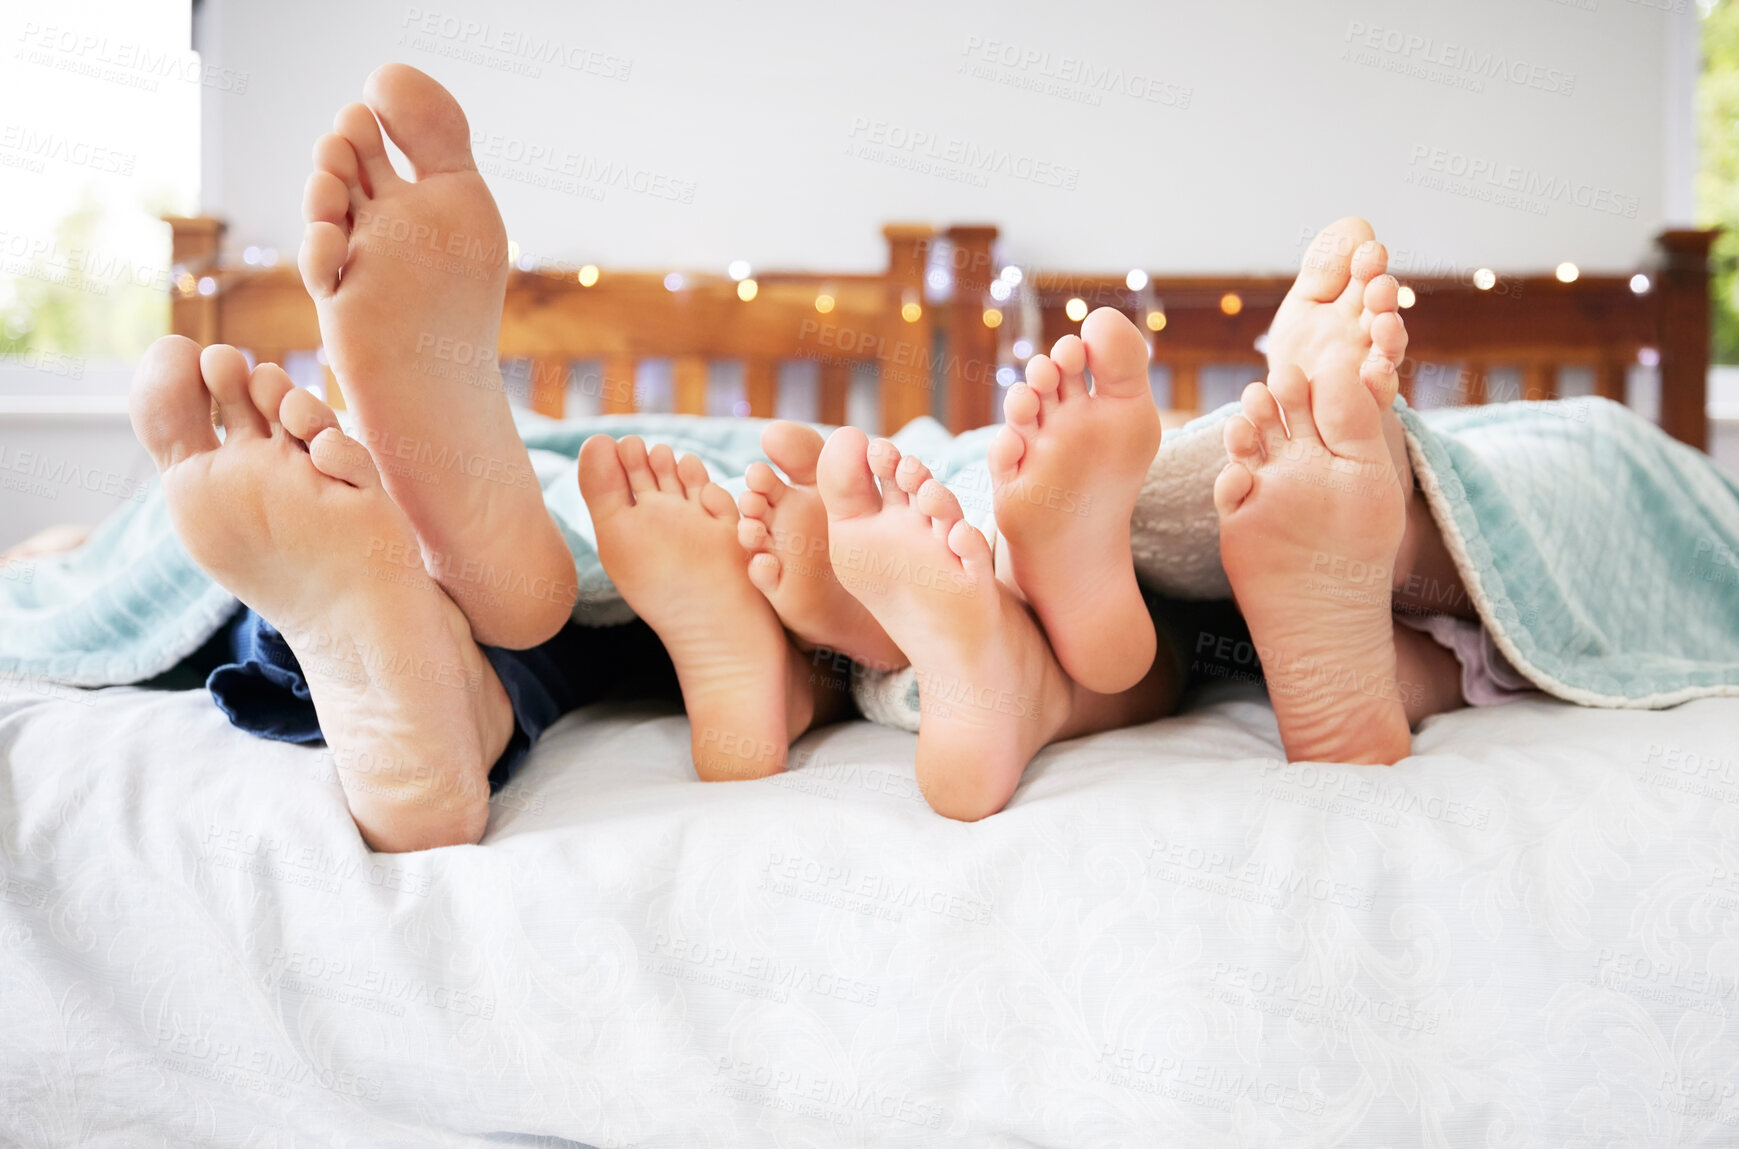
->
[1654,227,1718,450]
[881,224,935,434]
[943,225,999,433]
[164,215,227,347]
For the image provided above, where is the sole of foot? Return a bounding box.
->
[300,62,575,649]
[737,420,908,670]
[130,335,513,851]
[1214,361,1411,765]
[817,426,1074,821]
[579,434,809,781]
[988,308,1161,694]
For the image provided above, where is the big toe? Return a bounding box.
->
[817,426,883,521]
[1296,217,1376,303]
[762,420,825,485]
[130,335,218,468]
[578,434,635,519]
[1080,307,1152,397]
[364,63,475,178]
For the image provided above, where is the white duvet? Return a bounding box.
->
[3,680,1738,1147]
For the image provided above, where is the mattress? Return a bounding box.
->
[3,679,1737,1147]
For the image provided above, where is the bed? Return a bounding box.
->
[5,676,1738,1145]
[3,222,1733,1145]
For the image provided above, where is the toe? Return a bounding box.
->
[364,63,476,179]
[312,132,363,210]
[1362,274,1400,317]
[578,434,635,517]
[648,443,681,493]
[738,489,772,521]
[1369,310,1407,365]
[762,420,824,485]
[129,335,219,469]
[1265,365,1317,443]
[299,221,348,301]
[616,436,657,495]
[1238,380,1287,454]
[914,478,964,534]
[279,384,341,445]
[817,426,883,522]
[700,483,738,520]
[867,438,906,506]
[677,453,711,495]
[1296,217,1375,303]
[1223,411,1265,465]
[946,519,995,583]
[1049,334,1088,400]
[200,344,269,439]
[1213,460,1256,518]
[986,425,1026,485]
[333,102,399,196]
[308,427,380,489]
[1361,354,1401,409]
[737,515,770,552]
[1024,354,1060,401]
[1080,308,1151,398]
[747,552,783,596]
[894,453,932,497]
[247,362,295,429]
[303,171,350,230]
[1337,240,1387,312]
[744,461,785,506]
[1002,381,1040,431]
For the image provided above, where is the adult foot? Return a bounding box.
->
[579,434,813,781]
[987,308,1161,694]
[818,427,1076,820]
[737,421,907,670]
[130,336,513,851]
[1267,217,1408,405]
[300,62,575,648]
[1213,361,1411,764]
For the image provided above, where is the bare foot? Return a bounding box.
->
[817,427,1085,820]
[736,421,906,669]
[300,63,575,648]
[1267,217,1408,405]
[987,308,1161,694]
[1213,361,1411,764]
[579,434,815,781]
[130,336,513,851]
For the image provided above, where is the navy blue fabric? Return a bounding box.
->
[205,608,676,791]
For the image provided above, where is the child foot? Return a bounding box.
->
[818,428,1074,820]
[737,421,907,670]
[300,63,575,649]
[579,434,811,781]
[1267,217,1408,405]
[987,308,1161,694]
[130,336,513,852]
[1214,362,1411,764]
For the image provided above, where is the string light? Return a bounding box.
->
[577,265,600,286]
[1630,273,1651,295]
[1555,262,1579,284]
[663,272,685,292]
[901,301,923,323]
[1219,292,1242,316]
[727,260,751,281]
[1473,268,1496,291]
[815,292,835,314]
[1145,309,1166,332]
[1396,285,1416,308]
[1126,269,1149,291]
[737,278,758,301]
[982,307,1003,328]
[1064,297,1088,322]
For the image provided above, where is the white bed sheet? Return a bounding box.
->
[2,680,1737,1147]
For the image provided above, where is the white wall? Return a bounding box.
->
[195,0,1696,278]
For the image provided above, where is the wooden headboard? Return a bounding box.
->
[165,219,1716,450]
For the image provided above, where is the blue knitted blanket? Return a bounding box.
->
[4,401,1736,707]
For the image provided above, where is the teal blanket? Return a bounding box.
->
[4,400,1737,707]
